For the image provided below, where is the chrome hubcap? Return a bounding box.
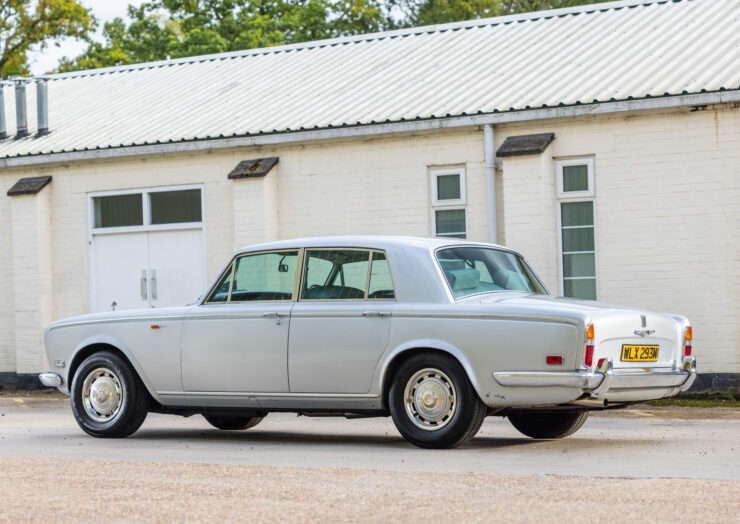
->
[404,368,457,431]
[81,367,123,423]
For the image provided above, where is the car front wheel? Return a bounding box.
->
[389,353,487,449]
[507,409,589,439]
[71,351,149,438]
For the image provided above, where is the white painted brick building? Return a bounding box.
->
[0,0,738,391]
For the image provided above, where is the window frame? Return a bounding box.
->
[429,166,468,239]
[203,249,303,304]
[555,157,598,300]
[298,247,397,302]
[88,184,205,236]
[556,158,594,199]
[430,167,467,206]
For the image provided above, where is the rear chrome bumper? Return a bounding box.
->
[492,356,697,397]
[38,373,62,388]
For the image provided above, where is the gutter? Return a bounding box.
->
[0,90,738,169]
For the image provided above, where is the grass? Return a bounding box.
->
[647,393,740,408]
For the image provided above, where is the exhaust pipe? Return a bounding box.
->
[0,82,7,140]
[36,77,49,137]
[14,79,29,138]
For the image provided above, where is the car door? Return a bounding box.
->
[288,249,395,393]
[181,249,300,392]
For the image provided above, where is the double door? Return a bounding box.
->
[92,229,206,312]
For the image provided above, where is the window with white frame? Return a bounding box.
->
[557,158,597,300]
[430,167,467,239]
[91,187,203,231]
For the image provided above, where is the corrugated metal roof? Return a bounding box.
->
[0,0,737,160]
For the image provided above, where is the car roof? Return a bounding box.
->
[235,236,514,255]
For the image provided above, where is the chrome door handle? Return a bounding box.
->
[262,311,284,325]
[151,270,157,300]
[140,270,148,300]
[362,311,391,318]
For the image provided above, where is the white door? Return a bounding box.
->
[92,230,205,311]
[92,233,149,312]
[89,185,206,312]
[148,229,206,308]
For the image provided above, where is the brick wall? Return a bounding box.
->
[495,104,740,373]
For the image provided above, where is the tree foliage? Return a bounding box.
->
[0,0,94,78]
[390,0,500,27]
[57,0,608,73]
[59,0,388,71]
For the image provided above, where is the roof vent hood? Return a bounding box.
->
[14,79,29,138]
[0,82,7,140]
[35,77,49,137]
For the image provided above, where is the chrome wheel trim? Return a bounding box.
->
[81,367,123,423]
[404,368,457,431]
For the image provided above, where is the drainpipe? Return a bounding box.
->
[484,124,498,244]
[14,79,29,138]
[0,82,7,140]
[36,77,49,137]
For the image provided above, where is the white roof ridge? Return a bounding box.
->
[44,0,681,81]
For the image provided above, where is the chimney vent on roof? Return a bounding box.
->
[36,77,49,137]
[14,79,29,139]
[0,83,7,140]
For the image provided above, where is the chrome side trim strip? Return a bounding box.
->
[48,316,185,331]
[393,313,578,325]
[492,371,602,388]
[50,312,576,329]
[157,391,379,398]
[39,373,62,387]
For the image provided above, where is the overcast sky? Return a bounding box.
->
[28,0,146,75]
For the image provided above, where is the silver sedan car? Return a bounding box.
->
[40,236,696,448]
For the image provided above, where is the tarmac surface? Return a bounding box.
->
[1,393,738,522]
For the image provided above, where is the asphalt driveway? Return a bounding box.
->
[1,393,738,522]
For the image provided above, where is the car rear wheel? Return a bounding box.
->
[389,353,487,449]
[203,415,264,431]
[507,409,589,439]
[71,351,149,438]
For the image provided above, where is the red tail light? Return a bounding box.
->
[684,326,692,357]
[585,323,595,367]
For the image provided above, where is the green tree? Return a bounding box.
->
[0,0,94,78]
[499,0,606,15]
[57,0,610,73]
[390,0,501,27]
[59,0,387,72]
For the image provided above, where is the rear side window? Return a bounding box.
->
[301,249,396,301]
[368,252,395,299]
[302,249,370,300]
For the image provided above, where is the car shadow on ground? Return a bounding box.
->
[128,428,650,451]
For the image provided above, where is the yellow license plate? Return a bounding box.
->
[621,345,659,362]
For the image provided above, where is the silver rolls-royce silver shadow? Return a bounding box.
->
[40,236,696,448]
